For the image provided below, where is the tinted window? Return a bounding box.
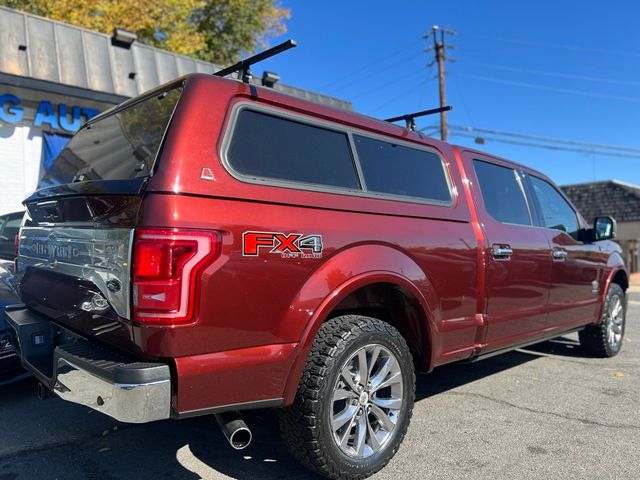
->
[353,135,451,202]
[40,87,182,186]
[2,217,21,238]
[473,160,531,225]
[227,110,360,189]
[530,176,579,237]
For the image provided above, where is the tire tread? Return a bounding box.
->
[279,315,415,479]
[579,283,625,358]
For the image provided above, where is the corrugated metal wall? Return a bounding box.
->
[0,7,351,110]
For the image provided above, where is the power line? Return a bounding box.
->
[323,51,424,95]
[454,44,639,77]
[445,124,640,153]
[349,67,426,101]
[419,123,640,158]
[466,62,640,88]
[448,132,640,159]
[314,37,423,92]
[468,34,640,59]
[367,78,431,114]
[458,73,640,103]
[448,74,476,127]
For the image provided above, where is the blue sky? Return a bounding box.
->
[261,1,640,187]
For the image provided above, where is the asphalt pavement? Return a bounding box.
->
[1,293,638,480]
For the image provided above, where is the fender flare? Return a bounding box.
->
[279,244,439,405]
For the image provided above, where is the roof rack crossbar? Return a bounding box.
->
[385,106,452,131]
[214,39,297,83]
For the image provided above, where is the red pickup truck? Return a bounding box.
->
[6,73,627,479]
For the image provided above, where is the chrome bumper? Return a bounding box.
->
[4,305,172,424]
[53,357,171,424]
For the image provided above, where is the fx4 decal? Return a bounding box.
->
[243,231,324,258]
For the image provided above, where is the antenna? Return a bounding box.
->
[214,39,297,83]
[385,106,453,131]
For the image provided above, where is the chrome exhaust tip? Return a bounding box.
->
[215,412,252,450]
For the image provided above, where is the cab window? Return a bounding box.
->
[473,160,531,226]
[529,176,579,238]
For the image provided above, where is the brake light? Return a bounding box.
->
[14,233,19,257]
[132,229,220,325]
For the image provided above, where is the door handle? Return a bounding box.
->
[491,245,513,259]
[552,249,568,260]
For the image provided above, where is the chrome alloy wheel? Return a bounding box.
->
[330,344,404,459]
[606,294,624,350]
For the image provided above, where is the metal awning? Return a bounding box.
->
[0,6,351,110]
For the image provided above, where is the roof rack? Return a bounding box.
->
[214,39,297,84]
[385,106,452,131]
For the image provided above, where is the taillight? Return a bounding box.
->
[132,228,220,325]
[13,233,19,257]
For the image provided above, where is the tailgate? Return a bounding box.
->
[17,219,137,353]
[13,81,184,355]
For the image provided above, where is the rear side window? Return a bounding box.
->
[353,135,451,203]
[529,176,579,237]
[473,160,531,225]
[227,110,360,189]
[40,87,182,186]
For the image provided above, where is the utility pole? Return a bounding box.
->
[424,25,455,141]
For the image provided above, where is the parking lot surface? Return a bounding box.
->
[1,292,639,480]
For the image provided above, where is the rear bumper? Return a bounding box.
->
[54,355,170,423]
[4,305,171,424]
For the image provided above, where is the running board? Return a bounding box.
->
[464,327,583,363]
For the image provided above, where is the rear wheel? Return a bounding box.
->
[279,315,415,479]
[579,283,626,357]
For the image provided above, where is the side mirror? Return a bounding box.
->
[594,216,616,241]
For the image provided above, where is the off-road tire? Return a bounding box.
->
[579,282,626,357]
[279,315,415,479]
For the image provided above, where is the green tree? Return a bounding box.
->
[1,0,290,65]
[196,0,290,65]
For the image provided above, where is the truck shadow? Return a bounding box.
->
[415,348,541,401]
[0,337,585,480]
[416,335,587,400]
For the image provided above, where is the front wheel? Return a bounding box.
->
[279,315,415,479]
[579,282,626,357]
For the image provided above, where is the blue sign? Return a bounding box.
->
[0,94,100,133]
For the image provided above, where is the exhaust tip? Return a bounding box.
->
[229,426,252,450]
[215,412,253,450]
